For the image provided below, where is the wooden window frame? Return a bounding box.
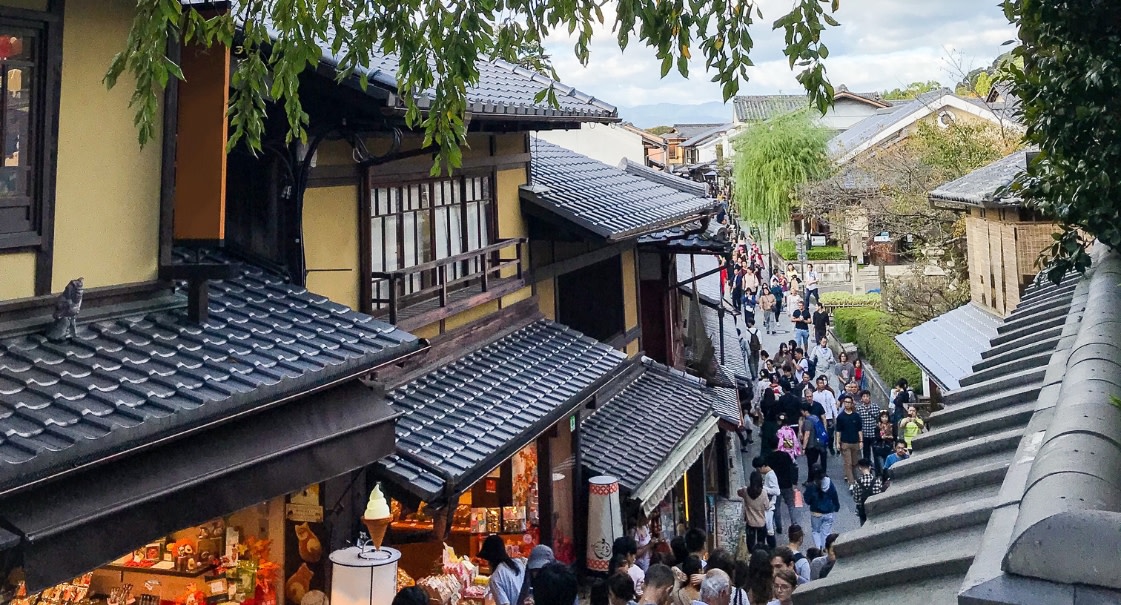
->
[0,2,62,296]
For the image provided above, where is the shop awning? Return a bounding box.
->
[373,319,628,506]
[581,358,724,515]
[0,381,397,592]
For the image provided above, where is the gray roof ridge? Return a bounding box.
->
[1001,246,1121,590]
[865,459,1010,517]
[837,496,996,559]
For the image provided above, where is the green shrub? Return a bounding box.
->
[773,240,848,261]
[819,292,881,308]
[834,308,923,394]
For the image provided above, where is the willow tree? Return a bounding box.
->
[732,111,831,259]
[109,0,842,174]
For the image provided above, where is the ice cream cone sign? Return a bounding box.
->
[361,483,392,551]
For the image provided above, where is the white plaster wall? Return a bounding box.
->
[535,123,646,165]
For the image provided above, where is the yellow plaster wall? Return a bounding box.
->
[52,0,161,291]
[537,278,556,320]
[497,167,528,239]
[501,286,532,307]
[303,185,360,309]
[621,248,638,330]
[496,133,526,156]
[626,340,640,357]
[411,323,440,340]
[0,252,35,299]
[443,300,499,331]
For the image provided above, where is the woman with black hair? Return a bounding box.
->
[390,587,427,605]
[478,535,525,605]
[745,549,774,605]
[739,471,769,551]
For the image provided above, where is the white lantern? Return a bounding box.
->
[328,546,401,605]
[586,475,623,573]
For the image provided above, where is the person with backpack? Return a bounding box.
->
[799,403,829,474]
[802,464,841,550]
[767,443,800,535]
[811,376,839,457]
[769,279,785,327]
[851,458,884,526]
[741,319,762,378]
[785,526,812,584]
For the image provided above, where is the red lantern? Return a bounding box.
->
[0,37,12,60]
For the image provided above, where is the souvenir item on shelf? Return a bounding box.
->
[416,575,461,605]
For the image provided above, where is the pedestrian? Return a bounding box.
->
[766,443,799,534]
[811,304,829,344]
[851,458,884,526]
[769,280,784,325]
[743,288,758,326]
[834,394,864,489]
[760,389,781,452]
[773,342,790,371]
[768,547,800,585]
[480,534,526,605]
[790,301,810,350]
[871,410,896,479]
[759,288,776,334]
[705,551,748,605]
[898,405,926,451]
[799,403,829,475]
[802,464,840,550]
[775,420,802,463]
[744,549,773,605]
[785,526,812,584]
[792,348,809,383]
[812,377,839,457]
[809,534,838,580]
[804,263,820,306]
[890,379,914,426]
[606,574,637,605]
[639,565,676,605]
[809,337,834,382]
[852,358,866,390]
[854,389,879,464]
[770,569,797,605]
[670,556,703,605]
[698,572,731,605]
[743,319,762,378]
[531,563,579,605]
[834,352,854,388]
[752,456,780,548]
[739,471,770,552]
[883,440,910,483]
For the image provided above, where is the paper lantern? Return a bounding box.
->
[328,546,401,605]
[586,475,622,573]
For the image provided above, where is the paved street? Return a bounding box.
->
[727,308,862,547]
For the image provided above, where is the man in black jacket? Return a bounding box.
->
[767,445,800,534]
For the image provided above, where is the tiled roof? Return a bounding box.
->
[618,158,708,196]
[241,7,616,122]
[895,302,1003,391]
[667,123,727,141]
[732,95,810,122]
[827,89,950,158]
[523,140,717,241]
[928,150,1030,207]
[638,220,733,254]
[580,358,723,512]
[793,272,1082,604]
[0,253,421,494]
[374,320,626,503]
[680,123,734,148]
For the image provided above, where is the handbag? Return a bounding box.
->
[793,489,805,508]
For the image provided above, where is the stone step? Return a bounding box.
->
[959,351,1054,387]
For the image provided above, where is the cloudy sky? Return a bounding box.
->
[543,0,1017,107]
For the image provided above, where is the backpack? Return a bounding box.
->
[806,358,817,380]
[777,424,802,459]
[748,329,762,353]
[792,552,805,564]
[808,416,829,450]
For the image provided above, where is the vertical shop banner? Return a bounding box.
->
[706,495,716,545]
[284,486,327,605]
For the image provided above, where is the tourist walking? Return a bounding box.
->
[871,410,896,478]
[769,280,784,327]
[898,405,926,451]
[812,377,839,456]
[766,443,799,534]
[809,337,835,382]
[802,465,840,550]
[759,288,776,334]
[811,303,829,344]
[790,301,811,350]
[800,403,829,474]
[742,319,762,378]
[834,352,854,388]
[854,389,879,463]
[834,394,864,488]
[804,263,820,306]
[851,458,884,526]
[739,471,770,552]
[883,440,910,482]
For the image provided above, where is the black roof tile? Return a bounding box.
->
[0,252,421,495]
[374,319,627,504]
[524,140,718,241]
[581,358,724,495]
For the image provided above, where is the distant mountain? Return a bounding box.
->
[617,101,731,129]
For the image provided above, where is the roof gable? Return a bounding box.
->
[522,140,715,241]
[928,150,1031,208]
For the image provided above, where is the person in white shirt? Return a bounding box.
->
[812,379,839,456]
[804,263,820,307]
[810,337,835,385]
[752,456,780,549]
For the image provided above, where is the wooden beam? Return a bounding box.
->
[392,278,527,333]
[34,0,65,295]
[157,25,180,272]
[530,243,629,283]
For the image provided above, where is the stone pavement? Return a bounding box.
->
[725,307,862,551]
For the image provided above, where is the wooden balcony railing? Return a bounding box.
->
[371,238,527,326]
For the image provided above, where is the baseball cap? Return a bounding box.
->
[527,544,556,570]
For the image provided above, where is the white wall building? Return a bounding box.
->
[534,122,646,166]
